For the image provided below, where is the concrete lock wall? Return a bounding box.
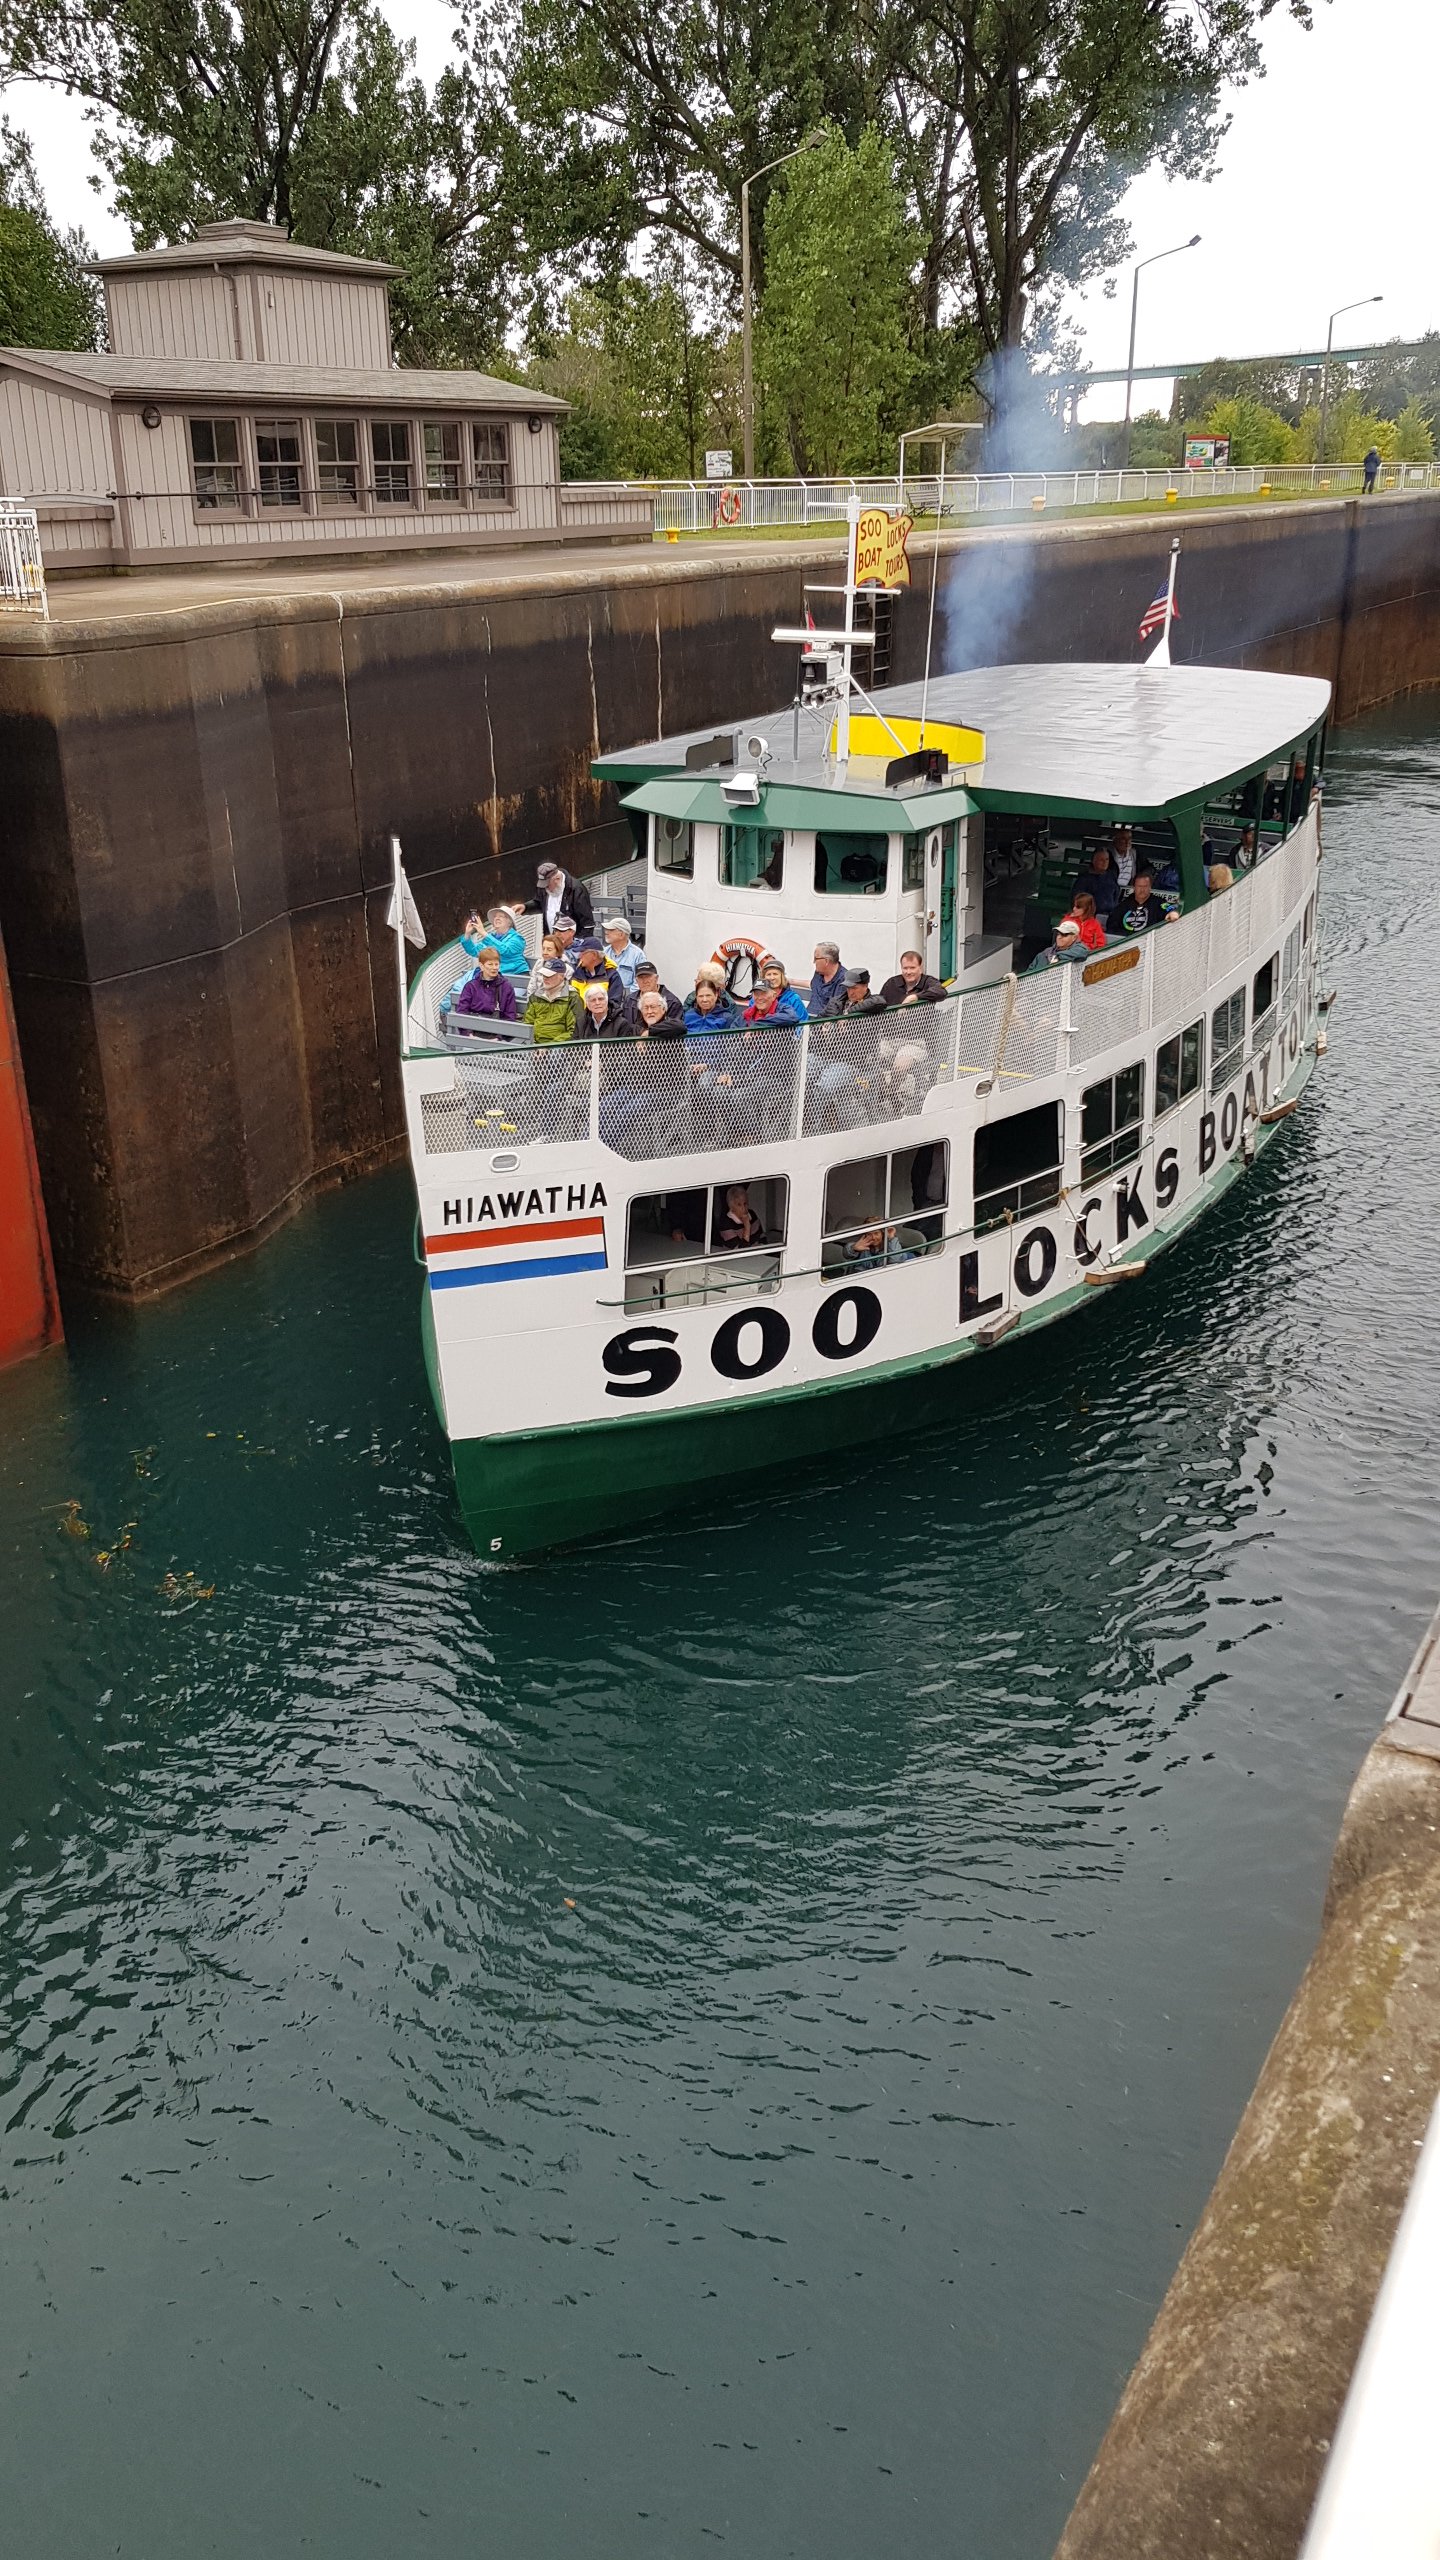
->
[0,491,1437,1296]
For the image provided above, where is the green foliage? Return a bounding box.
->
[1175,359,1303,427]
[758,129,917,474]
[1391,400,1435,465]
[529,258,738,477]
[0,116,101,347]
[1198,396,1291,468]
[1359,335,1440,439]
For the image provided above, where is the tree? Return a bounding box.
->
[1174,358,1303,427]
[1198,395,1290,467]
[1390,399,1435,465]
[1359,333,1440,439]
[0,0,518,364]
[0,115,101,347]
[758,130,917,474]
[529,258,737,476]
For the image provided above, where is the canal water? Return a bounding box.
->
[2,698,1438,2560]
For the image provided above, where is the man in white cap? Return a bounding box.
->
[1035,914,1085,970]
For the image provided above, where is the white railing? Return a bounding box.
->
[595,461,1439,534]
[408,827,1316,1163]
[0,503,49,616]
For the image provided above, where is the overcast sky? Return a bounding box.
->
[4,0,1431,414]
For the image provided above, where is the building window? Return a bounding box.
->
[721,826,784,889]
[822,1145,948,1273]
[255,418,304,509]
[814,831,889,895]
[653,817,694,877]
[1211,988,1246,1091]
[189,417,244,510]
[423,420,464,503]
[973,1104,1062,1233]
[1081,1063,1144,1184]
[371,420,412,505]
[1155,1020,1203,1118]
[315,419,361,509]
[623,1180,787,1310]
[473,422,510,500]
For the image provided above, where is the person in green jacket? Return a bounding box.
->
[524,958,585,1044]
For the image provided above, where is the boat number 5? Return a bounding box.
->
[601,1289,882,1398]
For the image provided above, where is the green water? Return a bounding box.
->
[2,698,1438,2559]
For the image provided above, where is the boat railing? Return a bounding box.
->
[407,827,1316,1162]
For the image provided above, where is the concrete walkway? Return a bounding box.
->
[1055,1620,1440,2559]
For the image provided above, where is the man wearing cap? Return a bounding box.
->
[602,916,642,993]
[570,936,617,995]
[633,957,683,1022]
[841,966,886,1016]
[527,859,595,941]
[1033,915,1086,969]
[523,957,585,1043]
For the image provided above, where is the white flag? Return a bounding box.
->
[386,840,425,949]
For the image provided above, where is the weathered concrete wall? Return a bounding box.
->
[0,492,1436,1293]
[1054,1631,1440,2560]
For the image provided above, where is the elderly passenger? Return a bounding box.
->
[602,916,642,993]
[802,942,847,1019]
[524,959,585,1043]
[453,943,518,1021]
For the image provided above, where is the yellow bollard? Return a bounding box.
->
[665,527,679,542]
[1031,494,1046,512]
[1165,487,1178,505]
[1259,484,1270,498]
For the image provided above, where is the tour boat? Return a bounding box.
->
[395,526,1331,1559]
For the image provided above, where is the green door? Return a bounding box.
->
[939,823,959,977]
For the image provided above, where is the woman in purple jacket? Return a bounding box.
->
[453,945,517,1021]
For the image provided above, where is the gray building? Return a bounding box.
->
[0,219,648,573]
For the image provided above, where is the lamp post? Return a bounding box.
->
[741,132,826,479]
[1122,234,1201,468]
[1318,294,1383,466]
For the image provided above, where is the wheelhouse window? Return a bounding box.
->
[1081,1063,1144,1184]
[973,1104,1061,1234]
[902,839,925,891]
[1155,1020,1203,1118]
[255,418,304,509]
[1211,988,1246,1091]
[315,419,361,509]
[371,420,412,505]
[721,826,784,889]
[815,831,889,895]
[623,1180,788,1310]
[189,417,243,511]
[653,817,694,877]
[473,422,510,500]
[822,1146,948,1274]
[423,420,464,502]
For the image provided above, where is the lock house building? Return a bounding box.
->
[0,219,648,575]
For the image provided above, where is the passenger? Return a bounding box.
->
[684,960,730,1009]
[633,988,683,1039]
[682,979,738,1035]
[1150,855,1181,893]
[1207,862,1235,895]
[1068,895,1106,953]
[1110,825,1137,892]
[523,958,585,1043]
[713,1184,765,1250]
[602,916,642,993]
[529,859,595,940]
[570,937,617,993]
[879,950,947,1004]
[758,957,809,1025]
[527,932,563,997]
[742,981,787,1026]
[439,907,497,1016]
[802,941,848,1019]
[576,978,633,1038]
[476,904,527,972]
[1072,845,1120,918]
[1033,915,1085,968]
[1236,823,1258,870]
[632,958,684,1021]
[550,914,580,971]
[840,1223,908,1271]
[842,967,886,1015]
[1111,870,1168,935]
[453,944,518,1021]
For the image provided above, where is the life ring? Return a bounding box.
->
[712,933,766,998]
[712,486,743,527]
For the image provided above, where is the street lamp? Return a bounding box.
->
[1122,235,1201,468]
[1318,294,1383,466]
[741,131,826,478]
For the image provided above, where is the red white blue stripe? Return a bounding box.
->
[426,1214,607,1289]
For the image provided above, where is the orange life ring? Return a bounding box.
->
[711,933,766,997]
[713,486,743,526]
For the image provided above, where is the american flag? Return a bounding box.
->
[1138,584,1177,641]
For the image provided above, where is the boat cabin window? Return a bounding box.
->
[1155,1020,1204,1118]
[902,839,925,892]
[822,1145,948,1274]
[973,1104,1062,1235]
[654,817,694,877]
[721,825,784,889]
[623,1180,788,1311]
[1211,988,1246,1091]
[815,831,889,896]
[1252,954,1278,1032]
[1081,1064,1144,1184]
[1302,895,1315,947]
[1282,925,1301,1003]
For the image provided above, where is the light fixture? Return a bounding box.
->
[526,415,544,435]
[140,404,162,429]
[721,771,762,807]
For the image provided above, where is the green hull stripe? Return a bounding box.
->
[437,1044,1318,1556]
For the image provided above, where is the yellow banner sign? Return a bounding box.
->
[853,507,913,588]
[1082,946,1142,986]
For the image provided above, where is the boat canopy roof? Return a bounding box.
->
[595,661,1333,827]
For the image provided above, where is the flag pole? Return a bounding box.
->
[391,834,410,1057]
[919,430,948,745]
[1148,535,1180,665]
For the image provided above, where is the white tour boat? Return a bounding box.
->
[395,526,1331,1558]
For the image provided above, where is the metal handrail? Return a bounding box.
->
[618,461,1438,534]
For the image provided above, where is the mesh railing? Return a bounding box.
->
[410,825,1321,1163]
